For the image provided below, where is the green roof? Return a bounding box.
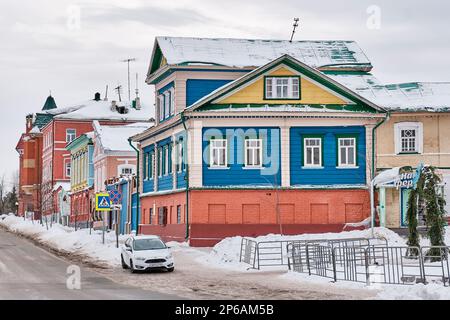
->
[42,95,57,111]
[33,113,54,129]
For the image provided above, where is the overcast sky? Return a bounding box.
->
[1,0,449,188]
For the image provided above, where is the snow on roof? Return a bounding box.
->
[372,167,404,187]
[47,99,152,121]
[53,182,71,192]
[155,36,372,70]
[94,122,153,152]
[30,126,40,134]
[328,73,450,112]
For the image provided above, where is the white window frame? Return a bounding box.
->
[158,95,164,121]
[338,137,357,168]
[244,139,263,168]
[118,164,135,176]
[303,137,322,168]
[265,77,300,99]
[66,129,76,143]
[65,161,71,178]
[209,139,227,168]
[158,147,163,177]
[164,91,170,119]
[164,145,169,176]
[169,87,175,116]
[394,122,423,154]
[177,140,183,173]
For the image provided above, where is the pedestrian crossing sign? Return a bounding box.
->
[95,193,111,211]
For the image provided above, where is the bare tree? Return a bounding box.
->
[0,174,5,213]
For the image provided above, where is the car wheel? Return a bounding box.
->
[130,260,136,273]
[121,255,128,269]
[167,267,174,272]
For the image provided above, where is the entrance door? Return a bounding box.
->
[400,188,411,228]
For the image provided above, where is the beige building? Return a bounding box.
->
[372,83,450,228]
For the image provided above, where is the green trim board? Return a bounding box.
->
[189,55,385,114]
[263,75,301,100]
[196,103,377,113]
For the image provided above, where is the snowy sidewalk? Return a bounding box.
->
[2,214,450,299]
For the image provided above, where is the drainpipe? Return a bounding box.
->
[370,112,390,237]
[181,111,190,240]
[128,138,140,235]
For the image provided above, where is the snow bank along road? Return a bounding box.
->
[0,228,180,300]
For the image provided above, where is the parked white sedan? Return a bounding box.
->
[121,235,174,273]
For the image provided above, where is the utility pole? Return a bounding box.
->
[121,58,136,101]
[289,18,300,43]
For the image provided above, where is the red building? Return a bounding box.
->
[16,95,57,219]
[40,93,151,222]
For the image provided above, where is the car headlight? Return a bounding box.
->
[165,255,173,260]
[135,257,146,261]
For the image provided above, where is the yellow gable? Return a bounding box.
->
[216,66,348,105]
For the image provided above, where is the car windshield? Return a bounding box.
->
[133,239,166,251]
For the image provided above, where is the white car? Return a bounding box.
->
[121,235,174,273]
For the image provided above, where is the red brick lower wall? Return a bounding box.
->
[189,224,366,247]
[139,188,370,247]
[139,224,187,243]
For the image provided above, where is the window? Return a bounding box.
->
[394,122,423,154]
[401,129,417,153]
[245,139,263,168]
[66,129,76,143]
[158,207,167,226]
[158,147,163,176]
[177,140,184,173]
[265,77,300,99]
[338,138,357,167]
[149,151,154,179]
[143,153,148,180]
[65,162,71,178]
[210,139,227,168]
[164,91,170,118]
[119,166,134,175]
[170,88,175,116]
[149,208,153,225]
[158,95,164,122]
[177,205,181,224]
[303,137,322,167]
[164,145,169,175]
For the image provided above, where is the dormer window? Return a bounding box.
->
[157,84,175,122]
[265,76,300,100]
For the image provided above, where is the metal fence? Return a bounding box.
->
[239,236,450,287]
[239,236,387,270]
[290,242,450,287]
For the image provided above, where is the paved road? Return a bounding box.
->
[0,228,181,300]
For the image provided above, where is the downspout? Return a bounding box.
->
[370,111,390,237]
[181,111,190,240]
[128,138,140,235]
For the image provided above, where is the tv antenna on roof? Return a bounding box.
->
[114,84,122,102]
[121,58,136,101]
[289,18,300,43]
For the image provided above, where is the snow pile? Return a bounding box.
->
[204,228,405,270]
[377,283,450,300]
[0,215,126,267]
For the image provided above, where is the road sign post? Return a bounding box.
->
[95,193,112,245]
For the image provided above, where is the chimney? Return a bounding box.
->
[94,92,101,101]
[134,97,141,110]
[26,115,33,132]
